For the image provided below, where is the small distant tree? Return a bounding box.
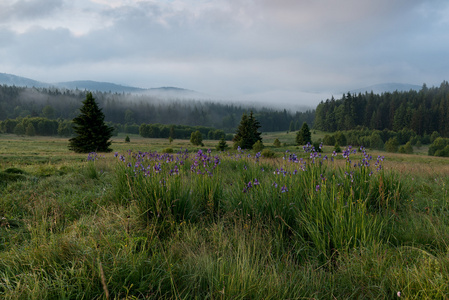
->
[296,122,312,145]
[69,92,114,153]
[169,136,173,144]
[233,111,262,149]
[25,123,35,136]
[42,105,55,119]
[216,138,228,151]
[273,138,281,147]
[289,121,294,132]
[125,135,130,143]
[169,125,176,139]
[253,140,264,152]
[190,130,203,146]
[334,142,341,153]
[403,141,413,154]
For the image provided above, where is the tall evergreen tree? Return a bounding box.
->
[296,122,312,145]
[69,92,114,153]
[233,111,262,149]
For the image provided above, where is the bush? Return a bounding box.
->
[369,132,384,150]
[273,138,281,147]
[252,140,264,152]
[312,141,322,152]
[162,148,174,153]
[323,134,335,146]
[385,138,399,153]
[430,131,441,143]
[403,141,413,154]
[428,137,449,156]
[190,130,203,146]
[334,142,341,153]
[334,131,347,146]
[261,149,275,158]
[216,138,228,151]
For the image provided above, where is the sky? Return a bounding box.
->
[1,0,449,108]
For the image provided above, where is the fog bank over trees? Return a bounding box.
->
[0,85,315,133]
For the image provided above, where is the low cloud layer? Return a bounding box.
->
[1,0,448,107]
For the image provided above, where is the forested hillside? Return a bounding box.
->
[0,85,314,133]
[314,81,449,136]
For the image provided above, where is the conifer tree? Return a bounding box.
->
[296,122,312,145]
[69,92,114,153]
[233,111,262,149]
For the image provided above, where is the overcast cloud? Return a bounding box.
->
[1,0,448,107]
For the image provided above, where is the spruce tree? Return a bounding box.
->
[233,111,262,149]
[69,92,114,153]
[296,122,312,145]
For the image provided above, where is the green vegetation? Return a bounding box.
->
[0,85,315,133]
[189,130,203,146]
[314,81,449,137]
[69,92,114,153]
[296,122,312,145]
[233,111,262,149]
[1,133,449,299]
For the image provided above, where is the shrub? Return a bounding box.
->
[216,138,228,151]
[323,134,335,146]
[334,131,347,146]
[312,141,322,152]
[334,142,341,153]
[430,131,440,143]
[252,140,264,152]
[428,137,449,156]
[162,148,174,153]
[403,141,413,154]
[190,130,203,146]
[385,138,399,153]
[273,138,281,147]
[261,149,275,158]
[369,132,384,150]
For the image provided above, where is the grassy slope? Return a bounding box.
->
[1,133,449,299]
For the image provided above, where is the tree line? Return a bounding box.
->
[0,85,315,133]
[313,81,449,137]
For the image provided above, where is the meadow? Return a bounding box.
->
[1,133,449,299]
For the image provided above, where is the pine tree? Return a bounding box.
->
[233,111,262,149]
[69,92,114,153]
[216,137,228,151]
[296,122,312,145]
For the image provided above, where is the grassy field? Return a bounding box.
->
[1,133,449,299]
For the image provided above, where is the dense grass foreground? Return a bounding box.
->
[1,143,449,299]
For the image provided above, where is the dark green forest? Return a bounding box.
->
[0,85,314,134]
[314,81,449,137]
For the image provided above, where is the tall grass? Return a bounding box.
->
[2,136,449,299]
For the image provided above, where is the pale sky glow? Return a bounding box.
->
[1,0,449,107]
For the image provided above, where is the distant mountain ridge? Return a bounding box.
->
[0,72,197,96]
[0,72,423,100]
[0,73,48,88]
